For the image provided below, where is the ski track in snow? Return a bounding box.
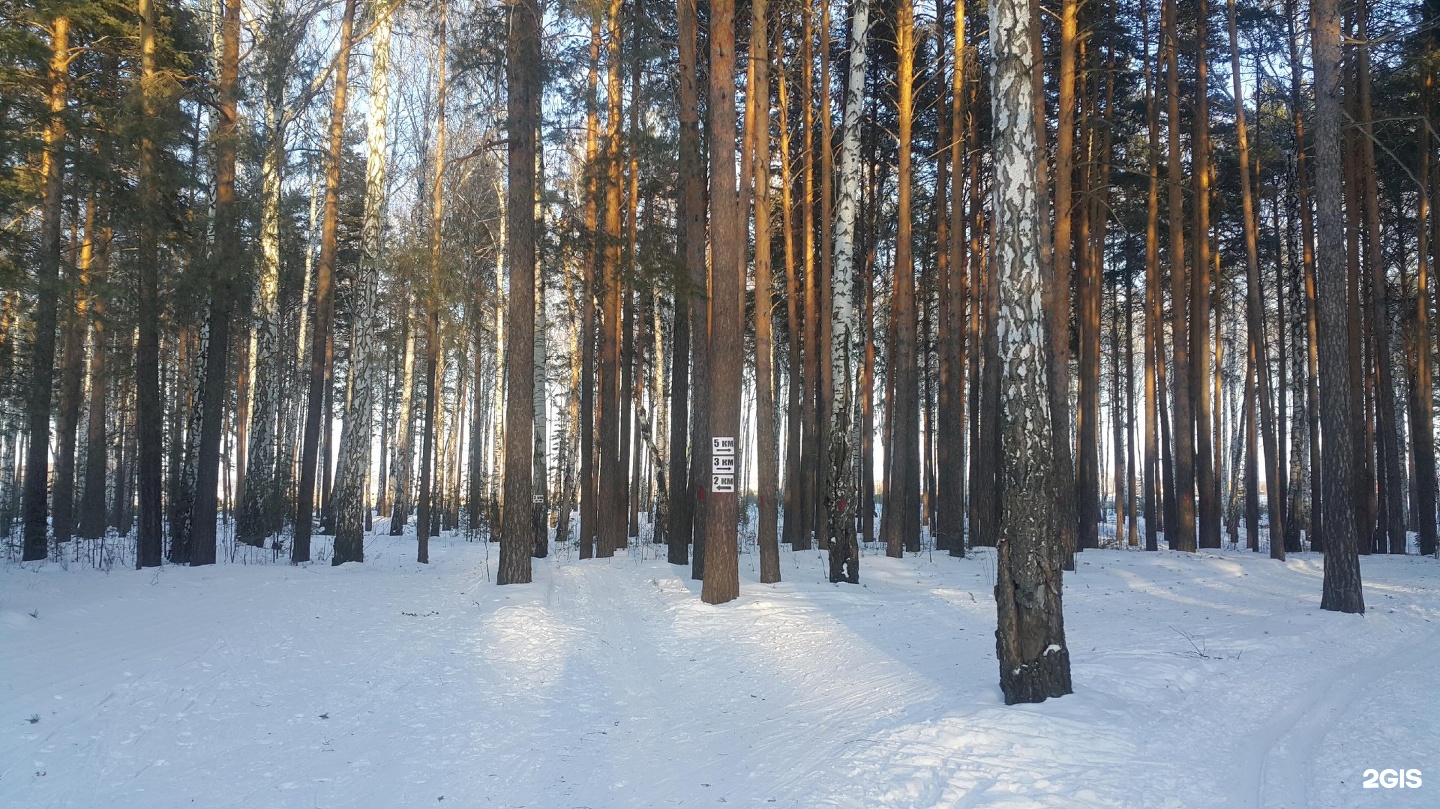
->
[2,531,1437,808]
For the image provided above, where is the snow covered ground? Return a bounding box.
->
[2,527,1437,808]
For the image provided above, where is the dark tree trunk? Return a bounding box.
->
[1313,0,1365,613]
[499,0,541,584]
[22,15,69,562]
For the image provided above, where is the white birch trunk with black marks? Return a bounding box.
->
[989,0,1073,704]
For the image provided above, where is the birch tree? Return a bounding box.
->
[332,0,393,564]
[824,0,868,585]
[989,0,1072,704]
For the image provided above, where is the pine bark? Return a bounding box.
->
[21,15,69,561]
[669,0,702,565]
[499,0,541,583]
[1228,0,1285,558]
[702,0,742,604]
[1313,0,1365,612]
[189,0,243,566]
[135,1,164,568]
[883,0,920,559]
[753,0,781,584]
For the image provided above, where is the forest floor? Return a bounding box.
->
[2,524,1438,808]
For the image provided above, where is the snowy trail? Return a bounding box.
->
[3,533,1438,808]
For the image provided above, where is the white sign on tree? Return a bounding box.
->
[712,436,735,493]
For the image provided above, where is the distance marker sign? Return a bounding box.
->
[712,436,735,493]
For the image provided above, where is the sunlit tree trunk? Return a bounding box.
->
[21,15,69,561]
[189,0,243,566]
[135,0,165,568]
[883,0,919,559]
[332,0,393,564]
[1228,0,1284,559]
[753,0,781,584]
[294,0,358,563]
[1191,0,1219,550]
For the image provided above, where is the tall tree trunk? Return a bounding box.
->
[79,218,110,540]
[753,0,780,584]
[1413,79,1438,557]
[294,0,358,563]
[989,0,1072,705]
[939,0,968,558]
[1313,0,1365,612]
[237,44,289,546]
[332,0,393,564]
[499,0,541,583]
[883,0,919,559]
[670,0,702,565]
[1162,0,1195,552]
[794,0,816,553]
[190,0,243,566]
[825,0,868,585]
[1142,0,1161,551]
[702,0,741,604]
[1191,0,1219,549]
[579,16,601,559]
[1355,0,1404,555]
[777,31,803,553]
[598,0,626,560]
[53,193,93,544]
[1228,0,1285,558]
[135,1,164,567]
[21,15,69,561]
[416,0,448,564]
[389,300,416,533]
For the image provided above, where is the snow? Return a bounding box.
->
[2,528,1437,808]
